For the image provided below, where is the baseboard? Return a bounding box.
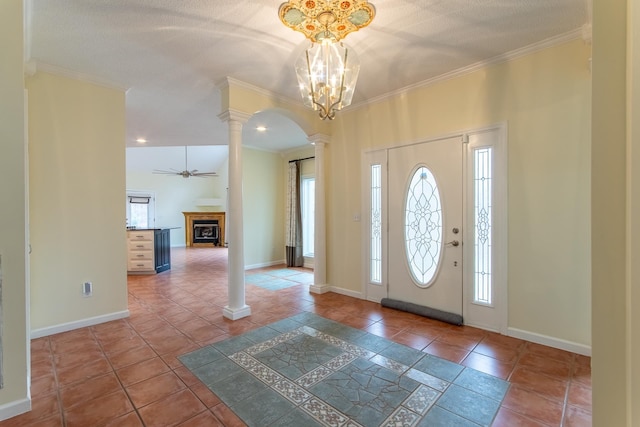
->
[309,283,331,294]
[507,327,591,356]
[31,310,130,339]
[328,286,363,299]
[245,259,286,270]
[0,397,31,422]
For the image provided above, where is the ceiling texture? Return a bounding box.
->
[27,0,590,171]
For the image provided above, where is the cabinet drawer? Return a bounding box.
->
[128,240,153,251]
[128,230,154,241]
[128,259,154,271]
[130,251,153,261]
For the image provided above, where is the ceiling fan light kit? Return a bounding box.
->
[279,0,375,120]
[153,146,218,178]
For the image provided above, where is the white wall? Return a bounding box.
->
[27,71,129,334]
[126,156,229,247]
[329,39,592,348]
[0,0,29,417]
[127,146,287,269]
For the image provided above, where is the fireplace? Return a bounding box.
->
[193,220,219,245]
[183,211,225,247]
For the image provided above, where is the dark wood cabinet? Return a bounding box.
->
[154,228,171,273]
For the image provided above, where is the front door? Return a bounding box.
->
[387,137,463,316]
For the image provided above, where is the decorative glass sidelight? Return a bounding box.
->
[405,166,442,286]
[370,164,382,284]
[474,148,492,305]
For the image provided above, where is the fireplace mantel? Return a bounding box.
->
[183,211,225,247]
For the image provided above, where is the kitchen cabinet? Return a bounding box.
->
[154,228,171,273]
[127,228,171,274]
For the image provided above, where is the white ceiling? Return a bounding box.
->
[126,145,229,175]
[27,0,590,169]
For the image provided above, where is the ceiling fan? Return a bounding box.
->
[153,146,218,178]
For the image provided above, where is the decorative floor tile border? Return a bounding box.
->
[182,314,509,427]
[230,349,359,426]
[230,327,437,427]
[244,329,303,355]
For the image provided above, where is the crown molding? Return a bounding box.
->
[24,61,130,92]
[217,108,252,123]
[307,133,331,145]
[245,143,280,154]
[281,143,314,156]
[215,76,301,108]
[351,28,584,110]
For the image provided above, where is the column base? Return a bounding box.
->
[309,283,331,294]
[223,305,252,320]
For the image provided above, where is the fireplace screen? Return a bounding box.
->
[193,220,220,245]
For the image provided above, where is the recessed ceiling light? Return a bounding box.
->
[136,138,147,143]
[256,126,267,132]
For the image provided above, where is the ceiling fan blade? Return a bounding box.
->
[192,172,218,177]
[153,169,179,175]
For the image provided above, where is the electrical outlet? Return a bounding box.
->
[82,282,93,297]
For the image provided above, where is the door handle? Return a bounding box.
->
[446,240,460,247]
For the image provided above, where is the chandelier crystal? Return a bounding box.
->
[279,0,375,120]
[295,39,359,120]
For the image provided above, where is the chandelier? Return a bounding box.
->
[279,0,375,120]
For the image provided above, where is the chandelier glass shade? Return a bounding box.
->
[279,0,374,120]
[295,39,360,120]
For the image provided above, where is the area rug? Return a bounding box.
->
[179,312,509,427]
[245,269,313,291]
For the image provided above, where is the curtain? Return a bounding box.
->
[285,161,304,267]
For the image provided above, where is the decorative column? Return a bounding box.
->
[308,134,331,294]
[217,109,251,320]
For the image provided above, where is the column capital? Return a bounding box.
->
[308,133,331,146]
[218,109,252,124]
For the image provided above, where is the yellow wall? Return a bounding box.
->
[0,0,29,413]
[242,147,285,267]
[26,72,128,332]
[283,146,316,172]
[629,0,640,421]
[330,39,592,346]
[591,0,630,424]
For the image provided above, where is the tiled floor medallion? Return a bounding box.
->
[180,313,510,427]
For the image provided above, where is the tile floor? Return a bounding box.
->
[181,313,510,426]
[0,247,592,426]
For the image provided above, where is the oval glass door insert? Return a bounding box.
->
[405,166,443,287]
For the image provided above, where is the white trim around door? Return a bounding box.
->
[362,123,508,334]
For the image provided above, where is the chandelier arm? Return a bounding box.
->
[324,45,349,120]
[306,45,332,119]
